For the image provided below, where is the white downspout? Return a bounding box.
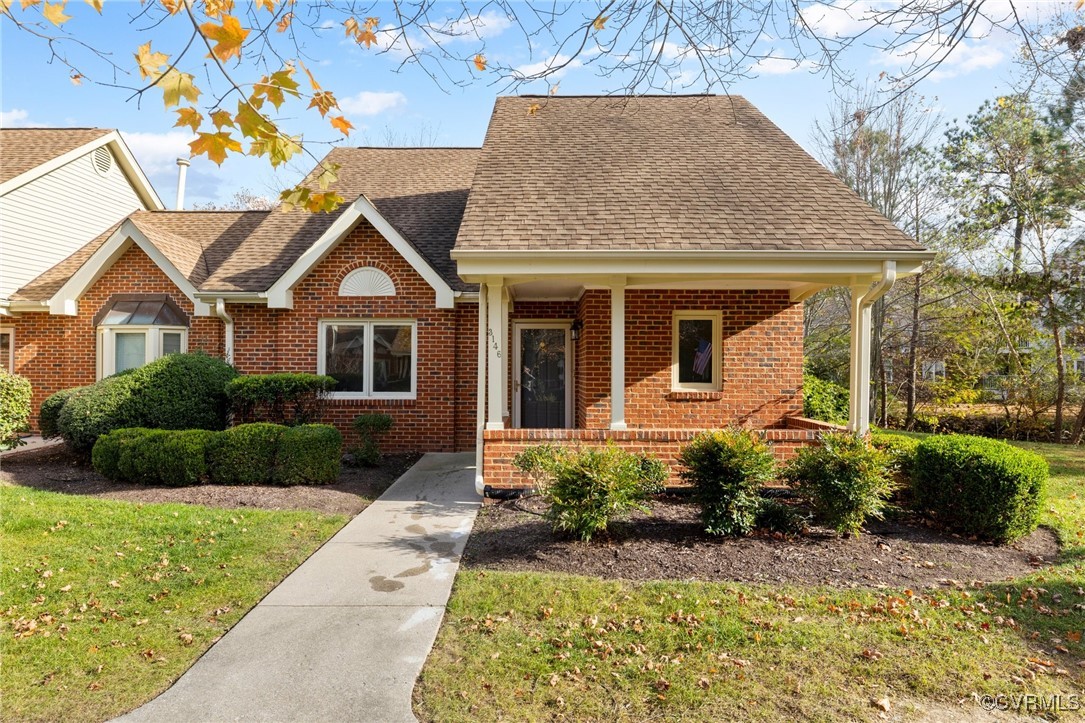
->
[214,298,234,365]
[848,260,897,435]
[175,158,190,211]
[475,284,488,495]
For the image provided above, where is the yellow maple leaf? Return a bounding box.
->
[202,0,233,19]
[357,28,376,47]
[84,0,102,12]
[248,133,301,167]
[330,115,353,136]
[135,42,169,80]
[593,14,608,31]
[301,62,320,91]
[173,107,203,132]
[70,72,83,85]
[344,17,358,37]
[364,16,378,29]
[308,90,337,117]
[159,0,182,14]
[211,109,235,129]
[254,66,299,109]
[189,131,241,165]
[201,15,249,63]
[314,162,339,190]
[254,0,275,12]
[42,0,70,26]
[235,100,272,139]
[20,0,41,8]
[528,103,540,116]
[473,54,487,71]
[275,12,292,32]
[158,68,200,108]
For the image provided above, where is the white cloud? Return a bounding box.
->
[120,130,195,176]
[876,36,1006,82]
[751,57,816,75]
[798,1,877,38]
[339,90,407,117]
[442,11,512,41]
[927,41,1006,81]
[0,109,42,128]
[513,53,582,80]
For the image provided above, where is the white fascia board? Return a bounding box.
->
[454,252,930,282]
[265,195,455,310]
[0,132,164,210]
[194,291,268,305]
[49,219,210,317]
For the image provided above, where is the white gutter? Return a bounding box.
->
[863,260,897,306]
[214,298,234,364]
[474,284,488,495]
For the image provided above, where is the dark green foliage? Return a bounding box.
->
[754,499,809,535]
[514,443,666,542]
[0,371,32,450]
[275,425,342,485]
[225,373,335,425]
[207,423,285,485]
[351,413,395,466]
[92,428,156,480]
[117,430,170,485]
[155,430,217,487]
[802,373,849,425]
[913,434,1048,543]
[56,353,237,454]
[870,432,920,478]
[784,432,895,536]
[678,430,777,537]
[39,387,83,439]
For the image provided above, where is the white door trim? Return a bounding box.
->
[512,320,573,429]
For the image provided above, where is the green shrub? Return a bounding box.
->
[515,443,666,542]
[784,432,895,537]
[912,435,1048,543]
[207,423,285,485]
[511,444,571,486]
[92,428,156,480]
[351,413,395,466]
[155,430,216,487]
[678,429,777,537]
[871,432,920,478]
[754,499,809,535]
[116,430,170,485]
[802,373,849,425]
[39,387,83,439]
[0,371,32,451]
[56,353,237,454]
[275,425,342,485]
[225,373,335,425]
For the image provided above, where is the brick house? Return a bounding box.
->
[3,96,933,493]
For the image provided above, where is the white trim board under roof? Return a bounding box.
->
[0,130,163,210]
[264,194,456,309]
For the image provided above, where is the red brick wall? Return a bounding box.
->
[12,244,223,428]
[572,289,803,431]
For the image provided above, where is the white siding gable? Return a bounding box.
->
[0,146,147,299]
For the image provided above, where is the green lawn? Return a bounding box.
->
[0,485,346,723]
[416,440,1085,722]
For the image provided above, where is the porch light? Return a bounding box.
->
[570,319,583,341]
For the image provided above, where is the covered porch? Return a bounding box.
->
[462,252,928,493]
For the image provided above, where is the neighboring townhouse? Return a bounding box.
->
[3,96,934,493]
[0,128,163,373]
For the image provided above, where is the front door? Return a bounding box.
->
[514,323,572,428]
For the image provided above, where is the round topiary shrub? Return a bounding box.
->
[912,434,1048,544]
[678,429,777,537]
[274,424,342,485]
[0,371,32,451]
[92,427,157,480]
[207,423,286,485]
[56,352,237,454]
[870,432,920,479]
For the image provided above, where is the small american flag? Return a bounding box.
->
[693,340,712,377]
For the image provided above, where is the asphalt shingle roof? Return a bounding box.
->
[0,128,114,186]
[455,95,925,253]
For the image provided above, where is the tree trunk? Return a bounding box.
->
[1012,212,1025,274]
[1070,394,1085,445]
[870,297,885,425]
[1049,294,1066,442]
[906,273,921,430]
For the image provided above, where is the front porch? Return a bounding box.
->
[462,255,925,494]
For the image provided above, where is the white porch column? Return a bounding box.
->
[847,285,872,434]
[610,279,627,431]
[501,287,510,421]
[485,278,505,430]
[475,284,488,492]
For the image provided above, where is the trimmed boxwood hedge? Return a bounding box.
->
[225,373,336,425]
[92,423,342,487]
[870,432,920,478]
[39,387,84,439]
[912,434,1048,544]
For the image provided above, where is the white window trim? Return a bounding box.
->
[317,319,418,400]
[97,325,188,379]
[0,327,13,373]
[512,321,574,429]
[671,310,722,391]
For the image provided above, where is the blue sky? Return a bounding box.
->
[1,1,1061,207]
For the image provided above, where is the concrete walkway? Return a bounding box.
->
[118,452,480,723]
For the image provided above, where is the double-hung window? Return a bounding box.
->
[672,311,722,391]
[96,298,188,378]
[318,320,417,399]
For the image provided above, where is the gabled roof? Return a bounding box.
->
[454,95,925,255]
[0,128,163,209]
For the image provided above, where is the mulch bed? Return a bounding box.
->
[462,496,1059,589]
[0,446,420,516]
